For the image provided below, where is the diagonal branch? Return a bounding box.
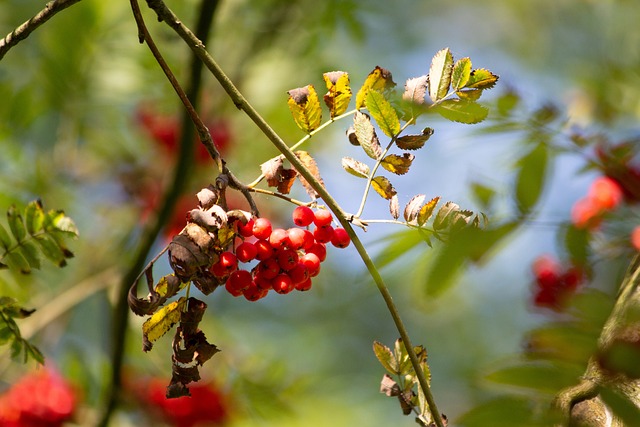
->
[0,0,84,61]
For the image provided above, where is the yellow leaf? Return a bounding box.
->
[142,297,186,351]
[418,196,440,226]
[381,153,414,175]
[355,66,396,109]
[428,48,454,102]
[371,176,397,200]
[287,85,322,133]
[323,71,352,118]
[465,68,499,90]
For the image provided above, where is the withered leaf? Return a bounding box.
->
[396,128,434,150]
[346,126,359,146]
[380,374,401,397]
[323,71,352,118]
[433,201,460,231]
[404,194,427,223]
[142,297,187,352]
[287,85,322,133]
[353,111,382,160]
[196,185,218,209]
[261,156,298,194]
[381,153,414,175]
[418,196,440,226]
[356,66,396,109]
[428,48,454,102]
[294,150,325,198]
[341,156,370,178]
[403,75,428,105]
[371,176,397,200]
[389,194,400,220]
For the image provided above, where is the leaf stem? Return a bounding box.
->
[144,2,445,425]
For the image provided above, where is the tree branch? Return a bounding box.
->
[0,0,84,61]
[141,2,445,425]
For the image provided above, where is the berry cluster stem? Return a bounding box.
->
[143,2,445,425]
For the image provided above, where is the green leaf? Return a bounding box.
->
[371,176,397,200]
[4,251,31,274]
[24,341,44,364]
[373,341,399,375]
[600,387,640,425]
[34,234,67,267]
[24,200,44,235]
[7,205,26,242]
[515,144,548,214]
[428,48,454,102]
[355,66,396,109]
[323,71,352,118]
[287,85,323,133]
[142,297,186,352]
[0,327,12,345]
[485,363,576,394]
[563,224,590,267]
[470,182,496,209]
[435,99,488,124]
[465,68,499,90]
[18,240,41,270]
[44,209,78,236]
[374,229,427,269]
[396,127,434,150]
[353,111,382,159]
[380,153,414,175]
[394,339,413,376]
[341,157,370,178]
[451,57,472,90]
[365,90,400,137]
[457,396,537,427]
[0,223,12,250]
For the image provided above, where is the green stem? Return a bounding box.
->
[144,2,445,425]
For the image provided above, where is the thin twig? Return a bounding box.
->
[142,2,445,425]
[0,0,84,61]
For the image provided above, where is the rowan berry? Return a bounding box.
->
[292,206,315,227]
[295,278,313,291]
[254,239,275,260]
[218,251,238,271]
[253,271,274,290]
[252,217,272,240]
[243,282,268,301]
[225,280,243,297]
[226,270,253,293]
[330,227,351,248]
[313,224,334,243]
[237,218,255,237]
[289,263,310,284]
[306,242,327,262]
[300,252,321,277]
[313,209,333,227]
[302,229,315,250]
[269,228,289,248]
[287,227,307,250]
[210,260,229,279]
[272,273,294,294]
[277,248,299,271]
[258,258,280,279]
[236,241,258,263]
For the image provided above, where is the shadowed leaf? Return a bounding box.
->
[261,156,297,194]
[515,143,548,214]
[436,99,488,124]
[24,200,44,235]
[7,206,26,242]
[396,127,434,150]
[142,297,187,352]
[354,111,382,159]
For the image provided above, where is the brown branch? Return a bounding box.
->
[0,0,84,61]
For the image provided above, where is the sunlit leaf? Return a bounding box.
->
[7,206,26,242]
[294,150,325,198]
[435,99,488,124]
[371,176,397,200]
[451,57,472,90]
[24,200,44,235]
[287,85,323,133]
[418,196,440,226]
[515,143,548,214]
[465,68,499,90]
[142,297,187,352]
[341,156,370,178]
[381,153,414,175]
[44,209,78,236]
[365,90,401,137]
[373,341,399,375]
[323,71,352,118]
[404,194,426,223]
[396,128,434,150]
[428,47,454,102]
[353,111,382,159]
[355,66,396,109]
[403,75,428,105]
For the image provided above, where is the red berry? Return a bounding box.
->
[253,272,274,290]
[272,273,294,294]
[302,229,315,250]
[243,282,268,301]
[292,206,315,227]
[306,242,327,262]
[313,209,333,227]
[254,239,275,260]
[252,218,273,240]
[289,263,310,284]
[287,227,307,250]
[295,278,313,291]
[313,224,334,244]
[269,228,289,248]
[277,248,299,271]
[236,241,258,263]
[588,176,623,210]
[632,225,640,251]
[300,253,321,277]
[226,270,253,293]
[258,258,280,279]
[237,218,255,237]
[532,255,561,289]
[218,251,238,271]
[330,227,351,248]
[225,280,244,296]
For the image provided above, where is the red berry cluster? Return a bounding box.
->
[531,254,585,311]
[0,368,76,427]
[211,206,351,301]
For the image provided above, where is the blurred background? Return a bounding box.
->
[1,0,640,426]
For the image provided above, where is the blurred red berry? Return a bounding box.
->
[632,226,640,251]
[587,176,623,210]
[532,255,561,289]
[571,197,603,230]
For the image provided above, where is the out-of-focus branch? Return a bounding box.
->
[0,0,84,61]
